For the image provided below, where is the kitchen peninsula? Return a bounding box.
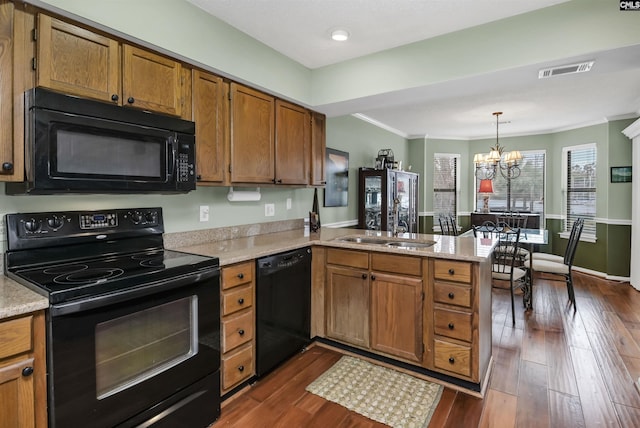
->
[171,225,494,396]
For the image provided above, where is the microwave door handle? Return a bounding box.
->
[168,136,176,179]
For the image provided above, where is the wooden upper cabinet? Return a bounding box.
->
[192,70,228,183]
[310,112,326,186]
[35,14,185,118]
[274,100,309,185]
[230,83,275,183]
[36,14,120,103]
[122,45,182,117]
[0,0,31,181]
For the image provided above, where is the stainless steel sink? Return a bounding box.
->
[385,240,437,249]
[337,236,390,245]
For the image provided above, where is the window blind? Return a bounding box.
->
[566,145,596,237]
[433,155,457,219]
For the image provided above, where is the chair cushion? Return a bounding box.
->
[492,265,527,281]
[528,259,569,275]
[526,252,563,263]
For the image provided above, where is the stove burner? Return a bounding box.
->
[54,268,125,285]
[139,257,166,268]
[44,264,89,275]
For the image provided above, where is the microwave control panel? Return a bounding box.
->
[176,141,195,183]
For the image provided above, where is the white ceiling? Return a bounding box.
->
[186,0,640,140]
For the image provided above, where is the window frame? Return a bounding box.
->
[433,153,460,231]
[561,143,597,243]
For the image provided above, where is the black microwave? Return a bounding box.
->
[6,88,196,195]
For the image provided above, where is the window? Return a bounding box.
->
[433,154,459,225]
[563,144,596,239]
[474,150,545,217]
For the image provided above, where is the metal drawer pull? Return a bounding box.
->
[22,366,34,377]
[448,268,455,275]
[238,365,245,372]
[361,273,367,279]
[448,357,455,364]
[238,298,245,304]
[448,323,455,330]
[238,329,245,335]
[448,292,455,299]
[237,273,244,279]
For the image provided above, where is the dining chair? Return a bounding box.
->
[524,218,584,310]
[448,215,458,236]
[438,214,457,236]
[491,227,526,325]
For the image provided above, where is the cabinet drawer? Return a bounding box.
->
[434,339,471,377]
[326,248,369,269]
[0,316,32,359]
[433,260,472,284]
[371,253,422,276]
[222,285,253,316]
[222,261,254,290]
[433,283,472,308]
[222,345,253,390]
[222,311,254,353]
[434,309,472,342]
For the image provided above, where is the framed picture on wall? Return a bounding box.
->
[324,148,349,207]
[611,166,632,183]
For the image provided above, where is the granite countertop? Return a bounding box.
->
[175,227,494,266]
[0,276,48,320]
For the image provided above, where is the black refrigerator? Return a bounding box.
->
[358,167,419,233]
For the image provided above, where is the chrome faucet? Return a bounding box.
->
[392,197,406,236]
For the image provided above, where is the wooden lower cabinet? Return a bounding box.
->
[321,246,492,391]
[220,261,255,394]
[0,311,46,428]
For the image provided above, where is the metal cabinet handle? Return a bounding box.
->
[238,365,245,372]
[237,273,244,279]
[2,162,13,171]
[448,323,455,330]
[238,298,245,304]
[371,275,376,280]
[361,273,367,279]
[238,329,245,336]
[448,268,455,275]
[127,96,135,104]
[448,292,455,299]
[111,94,119,102]
[22,366,34,377]
[448,357,455,364]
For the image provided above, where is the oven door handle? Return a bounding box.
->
[49,268,219,316]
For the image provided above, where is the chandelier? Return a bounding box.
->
[473,112,523,181]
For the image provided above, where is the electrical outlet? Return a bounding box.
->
[265,203,275,217]
[286,198,292,210]
[199,205,209,222]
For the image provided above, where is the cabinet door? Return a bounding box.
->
[230,83,275,183]
[0,358,35,428]
[370,272,423,363]
[310,112,326,186]
[274,100,309,184]
[193,70,228,183]
[36,14,120,103]
[122,44,182,117]
[326,266,370,348]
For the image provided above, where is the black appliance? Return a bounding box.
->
[6,88,196,195]
[4,207,220,428]
[255,248,311,377]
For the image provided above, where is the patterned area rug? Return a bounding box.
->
[306,355,443,428]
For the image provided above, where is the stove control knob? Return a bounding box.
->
[47,215,64,230]
[144,211,157,224]
[24,218,41,233]
[130,211,143,225]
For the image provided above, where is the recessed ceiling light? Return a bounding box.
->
[331,30,349,42]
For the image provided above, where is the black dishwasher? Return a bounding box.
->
[256,247,312,377]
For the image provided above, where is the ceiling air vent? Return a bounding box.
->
[538,61,594,79]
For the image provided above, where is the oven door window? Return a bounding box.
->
[95,295,198,399]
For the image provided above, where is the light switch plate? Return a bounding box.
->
[286,198,292,210]
[265,203,275,217]
[199,205,209,222]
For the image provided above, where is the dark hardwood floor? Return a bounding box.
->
[212,272,640,427]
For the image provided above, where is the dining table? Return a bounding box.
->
[460,226,549,309]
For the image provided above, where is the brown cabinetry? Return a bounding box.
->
[275,99,309,185]
[220,261,255,394]
[0,0,31,181]
[0,311,46,427]
[35,14,187,118]
[325,248,424,364]
[310,112,326,186]
[192,70,228,184]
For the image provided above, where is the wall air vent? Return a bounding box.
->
[538,61,594,79]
